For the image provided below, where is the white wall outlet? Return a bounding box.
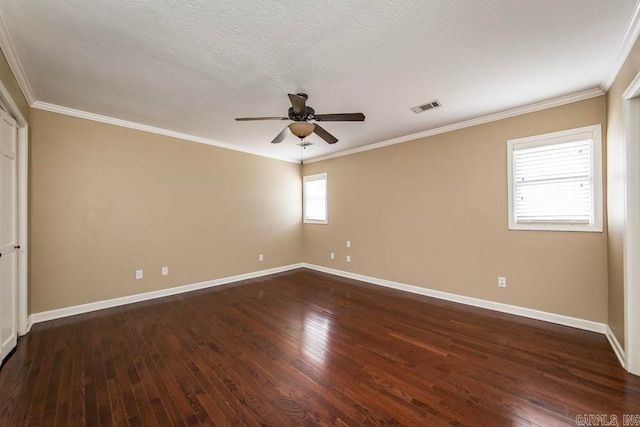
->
[346,240,351,248]
[498,276,506,288]
[162,266,168,276]
[258,254,264,261]
[330,252,335,260]
[136,270,143,280]
[346,255,351,263]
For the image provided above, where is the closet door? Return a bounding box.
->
[0,108,18,363]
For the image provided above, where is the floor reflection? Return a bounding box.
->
[302,311,331,365]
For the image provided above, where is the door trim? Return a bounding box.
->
[0,80,28,336]
[623,72,640,375]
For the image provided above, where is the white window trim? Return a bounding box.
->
[303,172,328,224]
[507,124,603,232]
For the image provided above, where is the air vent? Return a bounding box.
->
[410,100,442,114]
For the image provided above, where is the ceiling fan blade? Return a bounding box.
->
[313,124,338,144]
[271,126,290,144]
[314,113,365,122]
[288,93,307,115]
[235,117,288,121]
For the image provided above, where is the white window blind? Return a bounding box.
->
[514,140,591,223]
[303,173,327,223]
[507,125,602,232]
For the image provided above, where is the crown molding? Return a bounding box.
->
[33,101,299,163]
[305,88,605,164]
[601,0,640,91]
[34,87,604,168]
[0,12,35,105]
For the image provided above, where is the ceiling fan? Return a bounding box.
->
[235,93,365,145]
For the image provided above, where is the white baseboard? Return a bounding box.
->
[28,263,305,326]
[303,263,608,334]
[25,262,624,370]
[606,325,626,368]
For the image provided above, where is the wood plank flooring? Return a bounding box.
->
[1,268,639,426]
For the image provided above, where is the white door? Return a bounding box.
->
[0,107,18,363]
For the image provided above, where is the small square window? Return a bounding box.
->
[303,173,327,224]
[507,125,602,232]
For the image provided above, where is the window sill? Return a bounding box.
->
[304,219,328,225]
[508,222,603,232]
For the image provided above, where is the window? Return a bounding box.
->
[303,173,327,224]
[507,124,602,232]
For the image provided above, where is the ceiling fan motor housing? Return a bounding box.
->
[288,106,315,121]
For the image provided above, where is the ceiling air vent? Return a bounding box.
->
[410,100,442,114]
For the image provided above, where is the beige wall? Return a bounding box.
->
[606,37,640,347]
[30,109,302,313]
[303,97,608,322]
[19,55,619,328]
[0,47,29,123]
[28,97,611,323]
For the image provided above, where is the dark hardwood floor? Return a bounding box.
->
[1,268,639,426]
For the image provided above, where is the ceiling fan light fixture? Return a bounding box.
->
[288,122,315,138]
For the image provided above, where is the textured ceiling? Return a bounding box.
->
[0,0,636,162]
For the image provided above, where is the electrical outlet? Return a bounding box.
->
[346,255,351,263]
[330,252,335,260]
[136,270,143,280]
[346,240,351,248]
[498,276,506,288]
[258,254,264,261]
[162,266,168,276]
